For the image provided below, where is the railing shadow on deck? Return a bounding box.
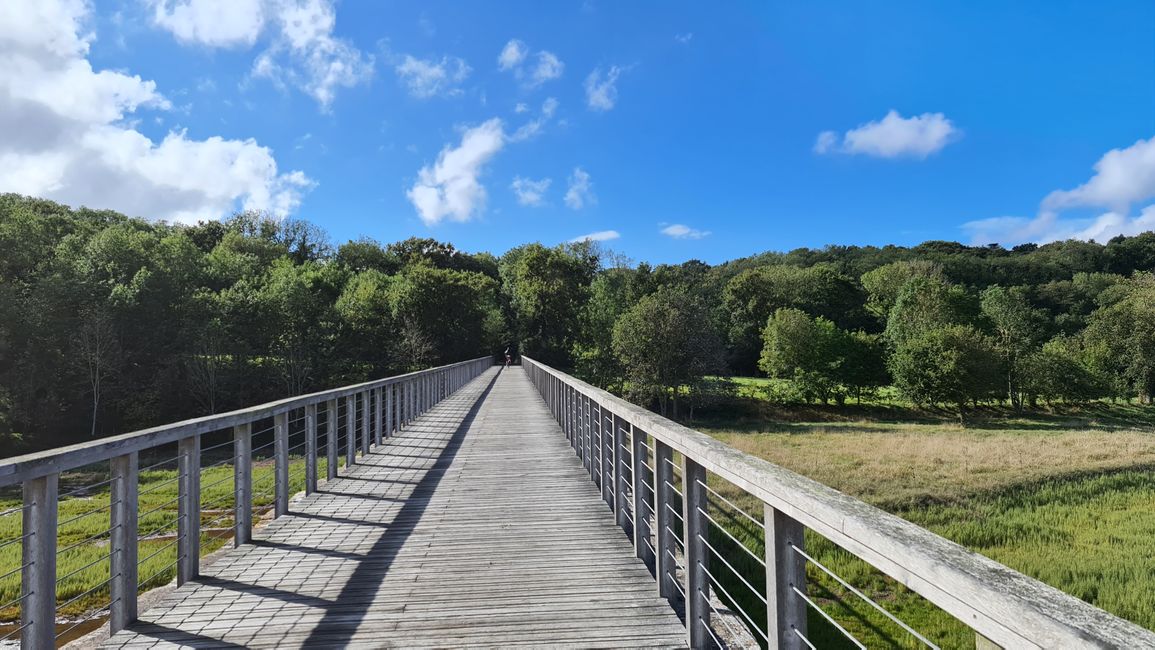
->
[0,357,494,649]
[298,368,500,647]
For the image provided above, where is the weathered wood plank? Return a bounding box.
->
[103,367,684,649]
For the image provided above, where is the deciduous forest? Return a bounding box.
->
[3,192,1154,455]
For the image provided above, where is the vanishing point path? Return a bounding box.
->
[102,367,685,648]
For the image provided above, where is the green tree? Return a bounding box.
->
[980,285,1048,409]
[860,260,943,322]
[884,275,977,349]
[390,265,503,366]
[723,264,867,374]
[1083,273,1155,402]
[612,288,726,418]
[889,325,1002,421]
[500,242,599,367]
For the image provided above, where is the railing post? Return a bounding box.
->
[305,403,318,495]
[384,384,393,439]
[345,395,356,467]
[655,440,678,604]
[683,457,710,648]
[21,472,58,650]
[274,411,289,517]
[326,399,338,480]
[605,406,614,507]
[374,387,383,446]
[234,423,252,545]
[177,435,200,585]
[766,504,807,649]
[593,401,603,490]
[361,391,371,457]
[630,427,655,573]
[580,394,590,471]
[110,452,139,634]
[613,413,629,534]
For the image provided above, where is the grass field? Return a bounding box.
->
[695,390,1155,647]
[0,450,338,628]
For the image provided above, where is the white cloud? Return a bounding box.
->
[963,137,1155,245]
[497,39,526,71]
[675,32,693,44]
[150,0,265,47]
[510,176,550,206]
[260,0,373,110]
[813,130,838,154]
[570,230,620,243]
[0,0,310,224]
[815,110,958,159]
[541,96,558,118]
[1042,136,1155,213]
[564,167,595,209]
[585,65,622,112]
[406,118,505,225]
[510,97,559,142]
[530,51,564,86]
[498,39,563,88]
[661,224,711,239]
[147,0,372,109]
[514,102,529,113]
[395,55,470,99]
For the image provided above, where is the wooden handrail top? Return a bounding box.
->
[522,356,1155,649]
[0,357,492,487]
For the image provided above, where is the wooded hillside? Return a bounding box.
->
[2,193,1153,454]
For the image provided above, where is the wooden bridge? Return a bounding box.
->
[0,357,1153,648]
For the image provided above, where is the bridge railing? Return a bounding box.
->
[0,356,492,649]
[522,356,1155,650]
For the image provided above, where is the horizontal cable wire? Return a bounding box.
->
[791,543,941,649]
[56,548,117,583]
[698,587,750,647]
[59,476,117,499]
[795,627,818,650]
[0,622,29,642]
[697,533,767,605]
[794,585,867,650]
[138,559,179,588]
[698,478,764,530]
[697,506,766,568]
[701,562,770,644]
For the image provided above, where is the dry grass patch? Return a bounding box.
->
[705,423,1155,507]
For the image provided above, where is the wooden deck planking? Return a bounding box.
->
[102,367,686,649]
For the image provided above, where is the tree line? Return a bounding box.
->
[2,193,1154,454]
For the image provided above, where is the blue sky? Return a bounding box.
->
[2,1,1154,264]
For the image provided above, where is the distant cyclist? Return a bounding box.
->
[504,347,512,367]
